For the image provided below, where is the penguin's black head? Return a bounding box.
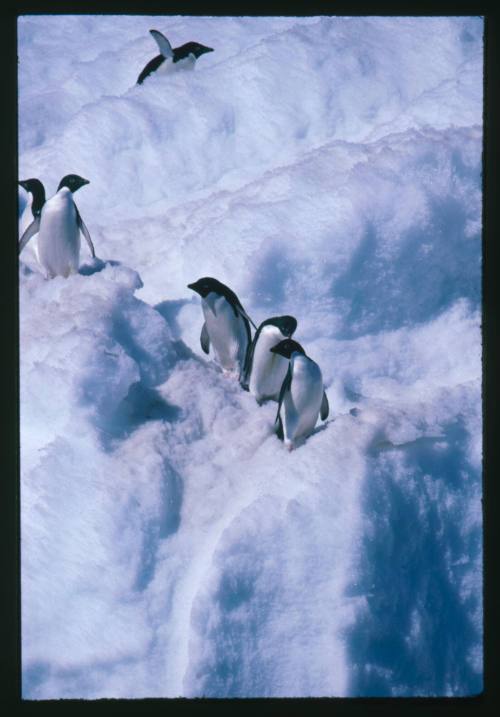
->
[57,174,90,193]
[19,178,43,194]
[267,315,298,339]
[177,41,214,59]
[188,277,219,298]
[270,339,306,359]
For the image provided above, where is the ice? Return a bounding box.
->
[19,15,483,698]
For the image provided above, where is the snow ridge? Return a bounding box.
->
[19,15,483,698]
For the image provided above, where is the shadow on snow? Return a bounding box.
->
[344,417,482,696]
[332,194,480,339]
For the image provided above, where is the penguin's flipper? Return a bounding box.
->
[200,322,210,354]
[150,29,174,59]
[275,364,292,432]
[236,305,257,330]
[320,390,329,421]
[240,334,257,388]
[18,217,40,254]
[137,55,165,84]
[276,414,284,441]
[221,284,257,330]
[76,208,95,258]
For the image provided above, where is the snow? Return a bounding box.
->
[19,15,483,698]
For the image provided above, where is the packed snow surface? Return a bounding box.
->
[19,15,483,698]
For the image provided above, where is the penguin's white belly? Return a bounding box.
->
[37,192,80,278]
[173,55,196,71]
[203,295,248,372]
[249,327,289,401]
[283,358,324,443]
[156,58,176,76]
[157,55,195,76]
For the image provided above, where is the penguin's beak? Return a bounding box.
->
[201,45,214,55]
[18,180,28,190]
[187,282,199,294]
[82,178,90,185]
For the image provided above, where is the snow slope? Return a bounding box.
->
[19,15,483,698]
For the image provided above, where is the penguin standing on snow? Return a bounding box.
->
[271,339,329,450]
[137,29,214,85]
[188,277,256,380]
[241,315,298,402]
[19,174,95,279]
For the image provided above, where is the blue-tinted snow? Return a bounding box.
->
[19,15,483,698]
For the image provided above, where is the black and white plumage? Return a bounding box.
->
[19,178,46,220]
[271,339,329,450]
[18,177,46,238]
[188,277,255,380]
[241,315,298,402]
[137,29,214,85]
[19,174,95,279]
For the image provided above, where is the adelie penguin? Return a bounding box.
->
[19,174,95,279]
[137,29,214,84]
[271,339,329,450]
[241,315,298,403]
[188,277,256,381]
[19,177,46,222]
[18,177,46,239]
